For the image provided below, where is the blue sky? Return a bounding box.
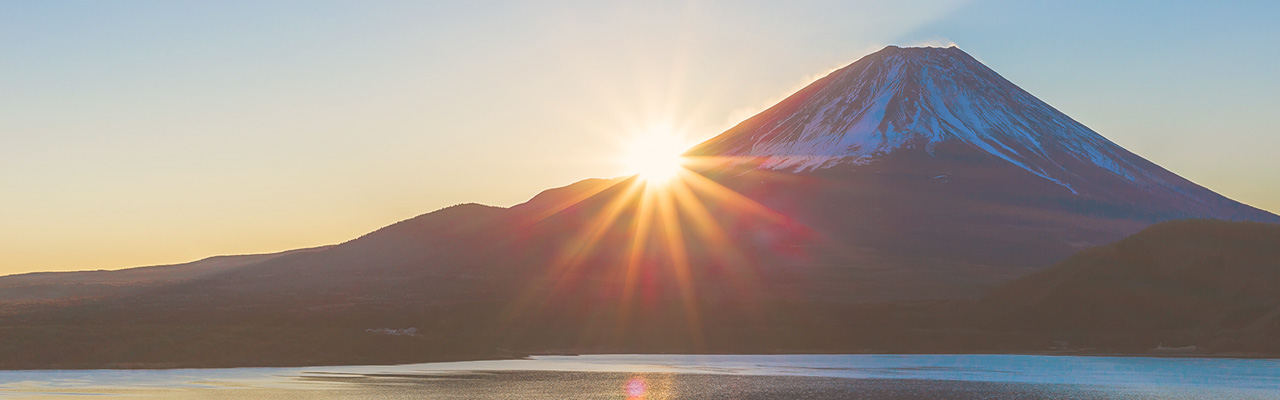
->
[1,0,1277,273]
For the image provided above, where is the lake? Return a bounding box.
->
[1,354,1277,399]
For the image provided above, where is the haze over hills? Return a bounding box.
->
[0,246,330,309]
[1,46,1276,368]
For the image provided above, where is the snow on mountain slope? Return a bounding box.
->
[690,46,1176,195]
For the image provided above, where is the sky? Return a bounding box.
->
[2,0,1278,274]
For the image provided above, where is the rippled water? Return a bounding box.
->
[1,354,1277,399]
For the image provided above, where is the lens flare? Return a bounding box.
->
[490,145,799,358]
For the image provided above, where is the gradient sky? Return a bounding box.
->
[3,0,1278,274]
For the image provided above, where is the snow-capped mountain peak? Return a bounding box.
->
[690,46,1166,195]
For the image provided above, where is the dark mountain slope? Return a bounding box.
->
[977,219,1280,353]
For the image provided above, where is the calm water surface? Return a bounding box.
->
[0,354,1277,399]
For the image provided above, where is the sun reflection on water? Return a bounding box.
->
[624,376,646,398]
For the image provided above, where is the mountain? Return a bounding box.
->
[676,45,1277,298]
[0,46,1277,368]
[975,219,1280,354]
[690,45,1271,219]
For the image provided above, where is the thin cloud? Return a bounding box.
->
[906,37,959,48]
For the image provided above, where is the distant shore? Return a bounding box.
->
[4,350,1277,371]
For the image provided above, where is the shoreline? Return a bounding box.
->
[3,350,1276,372]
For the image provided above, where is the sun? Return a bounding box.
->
[622,129,689,185]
